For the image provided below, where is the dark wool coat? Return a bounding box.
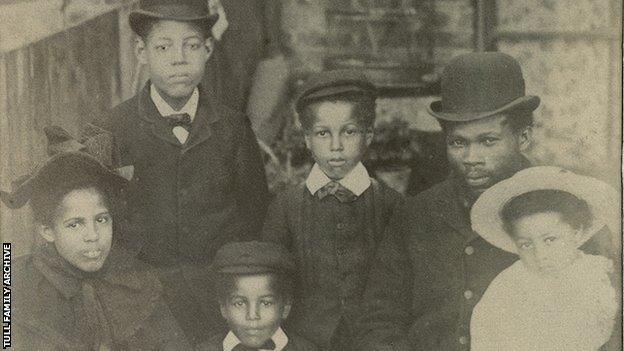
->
[196,331,319,351]
[355,178,619,351]
[98,83,269,266]
[262,179,403,350]
[11,245,190,350]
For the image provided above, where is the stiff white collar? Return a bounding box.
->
[223,327,288,351]
[305,162,371,196]
[150,84,199,121]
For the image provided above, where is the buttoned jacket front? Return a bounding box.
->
[100,83,269,266]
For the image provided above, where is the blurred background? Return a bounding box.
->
[0,0,621,255]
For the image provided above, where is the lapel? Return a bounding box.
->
[136,83,222,151]
[137,84,182,147]
[433,179,479,243]
[183,87,222,152]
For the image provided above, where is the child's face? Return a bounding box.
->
[510,211,581,276]
[136,20,212,100]
[220,274,291,348]
[304,101,373,180]
[40,187,113,272]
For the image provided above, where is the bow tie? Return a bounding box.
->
[232,339,276,351]
[163,113,192,128]
[315,181,358,203]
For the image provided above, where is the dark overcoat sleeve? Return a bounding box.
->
[234,114,270,240]
[125,297,193,350]
[354,203,415,351]
[261,189,293,249]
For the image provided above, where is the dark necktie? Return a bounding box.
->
[315,181,358,203]
[232,339,276,351]
[163,113,192,129]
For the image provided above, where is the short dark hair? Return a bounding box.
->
[30,182,116,226]
[438,110,534,135]
[501,189,593,236]
[135,18,211,41]
[215,272,294,304]
[298,93,376,131]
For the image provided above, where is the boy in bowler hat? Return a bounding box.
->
[198,241,318,351]
[93,0,270,344]
[355,52,617,350]
[262,69,403,350]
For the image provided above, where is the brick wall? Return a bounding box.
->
[280,0,621,185]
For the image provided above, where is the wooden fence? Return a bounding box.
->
[0,0,139,256]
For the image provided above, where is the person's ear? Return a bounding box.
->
[304,132,312,150]
[204,37,215,59]
[518,125,532,152]
[39,225,55,243]
[135,38,148,65]
[219,302,227,319]
[281,300,292,320]
[365,127,374,147]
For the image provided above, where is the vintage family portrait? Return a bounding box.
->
[0,0,621,350]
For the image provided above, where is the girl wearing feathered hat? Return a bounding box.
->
[469,166,619,350]
[2,127,190,350]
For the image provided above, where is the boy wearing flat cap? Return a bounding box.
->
[262,69,403,350]
[94,0,269,344]
[198,241,318,351]
[355,52,617,350]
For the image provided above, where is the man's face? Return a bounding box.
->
[220,274,291,348]
[445,114,529,195]
[304,101,373,180]
[136,20,212,100]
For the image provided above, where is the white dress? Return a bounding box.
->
[470,253,617,351]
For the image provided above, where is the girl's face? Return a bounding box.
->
[510,211,582,276]
[40,187,113,272]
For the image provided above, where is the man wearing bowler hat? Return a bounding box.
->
[354,52,617,350]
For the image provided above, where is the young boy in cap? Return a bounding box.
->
[93,0,270,344]
[262,69,403,350]
[198,241,318,351]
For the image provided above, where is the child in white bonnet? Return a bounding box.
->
[470,166,619,351]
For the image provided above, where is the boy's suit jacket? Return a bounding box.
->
[197,332,319,351]
[97,83,269,266]
[262,179,403,349]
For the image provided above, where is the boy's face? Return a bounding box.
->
[220,274,291,348]
[445,114,530,195]
[304,101,373,180]
[510,211,581,276]
[136,20,212,99]
[40,187,113,272]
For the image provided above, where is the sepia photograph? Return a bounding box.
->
[0,0,621,350]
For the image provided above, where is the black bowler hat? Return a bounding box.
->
[295,69,377,114]
[428,52,540,122]
[212,241,295,275]
[129,0,219,37]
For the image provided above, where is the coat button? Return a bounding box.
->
[464,246,474,255]
[179,189,188,197]
[464,290,473,300]
[337,222,344,230]
[459,336,468,345]
[337,247,346,255]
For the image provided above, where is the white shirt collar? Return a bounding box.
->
[223,327,289,351]
[150,84,199,121]
[305,162,371,196]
